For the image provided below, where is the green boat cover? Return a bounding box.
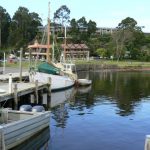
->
[38,62,60,75]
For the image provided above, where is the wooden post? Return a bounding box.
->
[42,93,47,105]
[9,73,12,93]
[47,77,51,95]
[47,77,51,107]
[30,94,35,103]
[19,48,23,82]
[35,80,38,104]
[29,48,32,68]
[13,83,18,109]
[145,135,150,150]
[38,89,43,104]
[3,52,6,74]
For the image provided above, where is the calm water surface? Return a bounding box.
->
[12,71,150,150]
[49,71,150,150]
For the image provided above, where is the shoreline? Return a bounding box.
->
[76,64,150,72]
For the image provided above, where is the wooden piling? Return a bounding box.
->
[47,77,51,95]
[19,48,23,82]
[38,89,43,104]
[47,77,51,108]
[13,83,18,109]
[35,80,39,104]
[30,94,35,103]
[42,93,47,105]
[9,73,12,93]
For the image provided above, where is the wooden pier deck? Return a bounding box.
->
[0,82,49,102]
[0,72,29,81]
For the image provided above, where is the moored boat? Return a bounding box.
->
[77,79,92,86]
[0,108,50,150]
[29,3,76,91]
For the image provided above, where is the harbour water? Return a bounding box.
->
[12,71,150,150]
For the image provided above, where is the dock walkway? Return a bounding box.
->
[0,82,49,102]
[0,72,29,81]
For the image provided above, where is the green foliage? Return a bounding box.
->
[118,17,138,30]
[87,20,97,37]
[96,48,107,58]
[0,6,11,48]
[54,5,70,26]
[8,7,42,51]
[111,17,147,61]
[0,5,149,62]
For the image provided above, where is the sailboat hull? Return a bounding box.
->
[33,72,75,91]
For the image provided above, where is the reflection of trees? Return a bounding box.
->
[52,71,150,124]
[91,71,150,116]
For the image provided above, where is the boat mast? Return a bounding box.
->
[46,2,51,63]
[52,23,55,62]
[64,26,66,62]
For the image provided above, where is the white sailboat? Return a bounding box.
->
[32,3,76,91]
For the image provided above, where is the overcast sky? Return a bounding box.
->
[1,0,150,32]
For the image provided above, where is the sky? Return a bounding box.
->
[0,0,150,32]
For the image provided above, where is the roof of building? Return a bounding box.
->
[61,44,89,50]
[28,40,51,49]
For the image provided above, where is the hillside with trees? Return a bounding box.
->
[0,5,150,61]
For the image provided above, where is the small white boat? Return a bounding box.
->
[77,79,92,86]
[0,108,50,150]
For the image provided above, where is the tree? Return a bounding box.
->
[28,12,42,41]
[118,17,138,30]
[69,18,80,43]
[112,17,144,60]
[96,48,107,58]
[87,20,97,37]
[112,29,133,60]
[54,5,70,27]
[8,7,42,50]
[77,17,88,42]
[0,6,11,48]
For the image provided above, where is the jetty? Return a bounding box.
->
[0,72,29,82]
[0,82,51,102]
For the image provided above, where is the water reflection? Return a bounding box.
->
[2,71,150,150]
[90,71,150,116]
[12,127,50,150]
[51,87,76,108]
[52,71,150,130]
[50,71,150,150]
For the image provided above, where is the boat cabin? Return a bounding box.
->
[63,63,76,73]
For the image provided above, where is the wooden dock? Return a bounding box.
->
[0,82,50,102]
[0,72,29,81]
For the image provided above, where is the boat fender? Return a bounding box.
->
[19,105,32,112]
[32,106,45,112]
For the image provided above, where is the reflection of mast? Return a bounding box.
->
[46,2,51,63]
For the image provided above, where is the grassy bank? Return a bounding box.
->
[0,60,150,70]
[75,60,150,69]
